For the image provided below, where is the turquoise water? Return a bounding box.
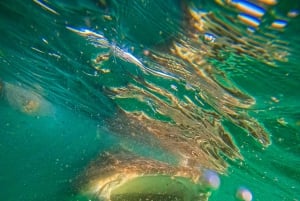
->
[0,0,299,201]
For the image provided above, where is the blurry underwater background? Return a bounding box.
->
[0,0,300,201]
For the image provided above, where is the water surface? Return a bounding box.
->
[0,0,299,201]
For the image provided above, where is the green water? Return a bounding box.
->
[1,0,300,201]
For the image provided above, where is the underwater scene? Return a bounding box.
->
[0,0,299,200]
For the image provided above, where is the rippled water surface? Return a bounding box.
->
[0,0,299,201]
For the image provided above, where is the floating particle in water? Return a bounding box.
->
[94,53,110,63]
[143,49,150,56]
[102,15,112,21]
[277,117,288,126]
[42,38,48,44]
[236,187,253,201]
[270,96,279,103]
[170,84,178,91]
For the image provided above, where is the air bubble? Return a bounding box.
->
[236,187,253,201]
[200,170,221,190]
